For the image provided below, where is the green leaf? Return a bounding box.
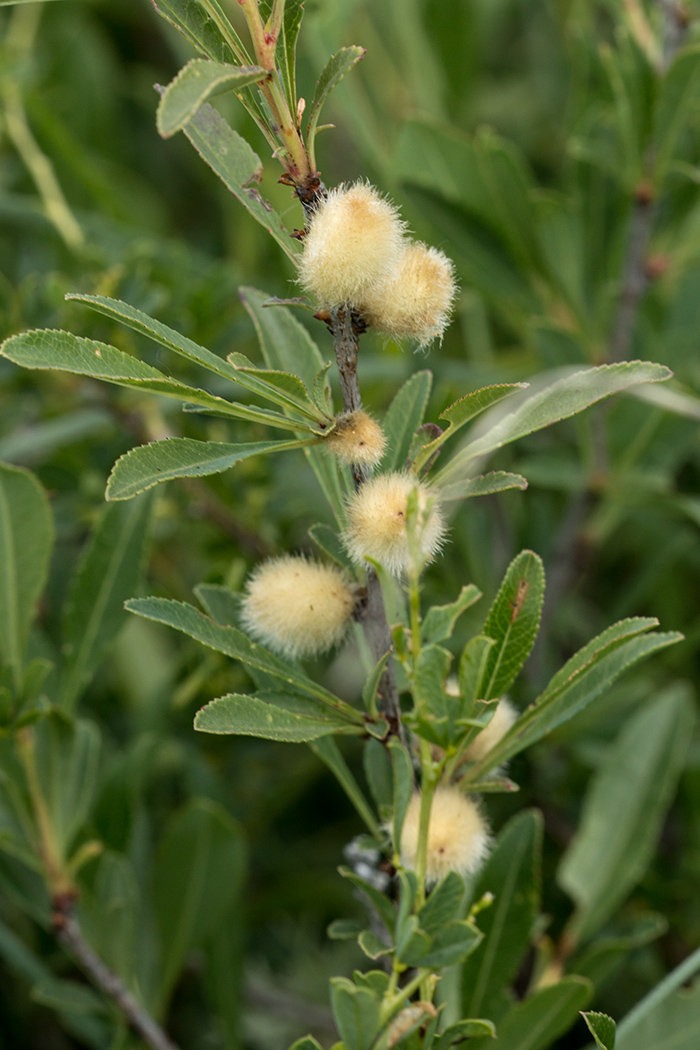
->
[309,736,380,837]
[327,919,364,941]
[182,107,301,265]
[389,738,414,857]
[571,914,668,991]
[289,1038,324,1050]
[436,1019,496,1050]
[329,976,381,1050]
[194,582,240,626]
[308,523,353,569]
[414,644,454,746]
[228,352,329,423]
[238,287,325,396]
[65,292,240,382]
[480,550,545,701]
[195,693,360,742]
[0,329,296,430]
[363,738,392,813]
[273,0,304,115]
[106,435,315,500]
[438,471,528,503]
[422,584,482,644]
[434,362,673,487]
[33,714,101,862]
[380,371,432,473]
[357,929,392,960]
[154,798,246,1011]
[59,494,152,711]
[126,596,363,722]
[306,47,366,164]
[157,59,269,138]
[0,463,53,687]
[467,620,683,777]
[558,686,695,944]
[362,652,391,716]
[462,811,542,1020]
[152,0,250,64]
[418,871,465,936]
[616,943,700,1050]
[655,45,700,182]
[338,867,395,933]
[484,977,591,1050]
[458,635,495,712]
[582,1012,616,1050]
[405,920,482,970]
[412,384,527,473]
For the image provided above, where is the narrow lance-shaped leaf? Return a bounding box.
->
[389,738,414,858]
[309,736,381,837]
[421,583,482,644]
[59,493,153,711]
[106,435,317,501]
[412,383,527,472]
[437,471,528,503]
[126,596,364,722]
[582,1012,616,1050]
[616,943,700,1050]
[434,362,673,485]
[227,352,330,423]
[558,686,695,944]
[182,105,301,265]
[380,370,433,473]
[482,977,592,1050]
[306,47,366,165]
[151,0,250,64]
[0,463,53,689]
[65,292,241,382]
[157,59,270,138]
[465,619,683,780]
[194,693,361,742]
[461,811,542,1020]
[479,550,545,701]
[0,329,302,431]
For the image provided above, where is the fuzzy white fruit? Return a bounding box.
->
[463,698,518,762]
[344,472,446,576]
[358,241,456,347]
[299,182,406,306]
[399,786,490,884]
[324,410,387,467]
[241,556,356,659]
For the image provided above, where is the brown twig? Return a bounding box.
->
[608,179,656,363]
[53,895,181,1050]
[328,307,404,741]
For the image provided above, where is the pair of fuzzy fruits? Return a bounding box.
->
[300,183,456,347]
[241,472,444,659]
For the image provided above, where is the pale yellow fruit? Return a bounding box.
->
[241,556,356,659]
[323,411,387,467]
[463,698,518,762]
[399,786,489,884]
[358,241,456,347]
[300,182,405,306]
[344,472,446,576]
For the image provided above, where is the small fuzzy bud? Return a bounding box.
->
[386,1003,438,1048]
[299,182,405,306]
[324,411,386,467]
[241,555,356,659]
[463,698,518,762]
[344,472,446,576]
[399,786,489,884]
[359,241,457,347]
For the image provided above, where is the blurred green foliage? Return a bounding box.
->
[1,0,700,1048]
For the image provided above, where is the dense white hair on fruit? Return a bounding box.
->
[299,182,406,307]
[463,698,518,762]
[240,555,357,659]
[358,241,457,348]
[343,472,446,576]
[323,410,387,467]
[399,785,490,884]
